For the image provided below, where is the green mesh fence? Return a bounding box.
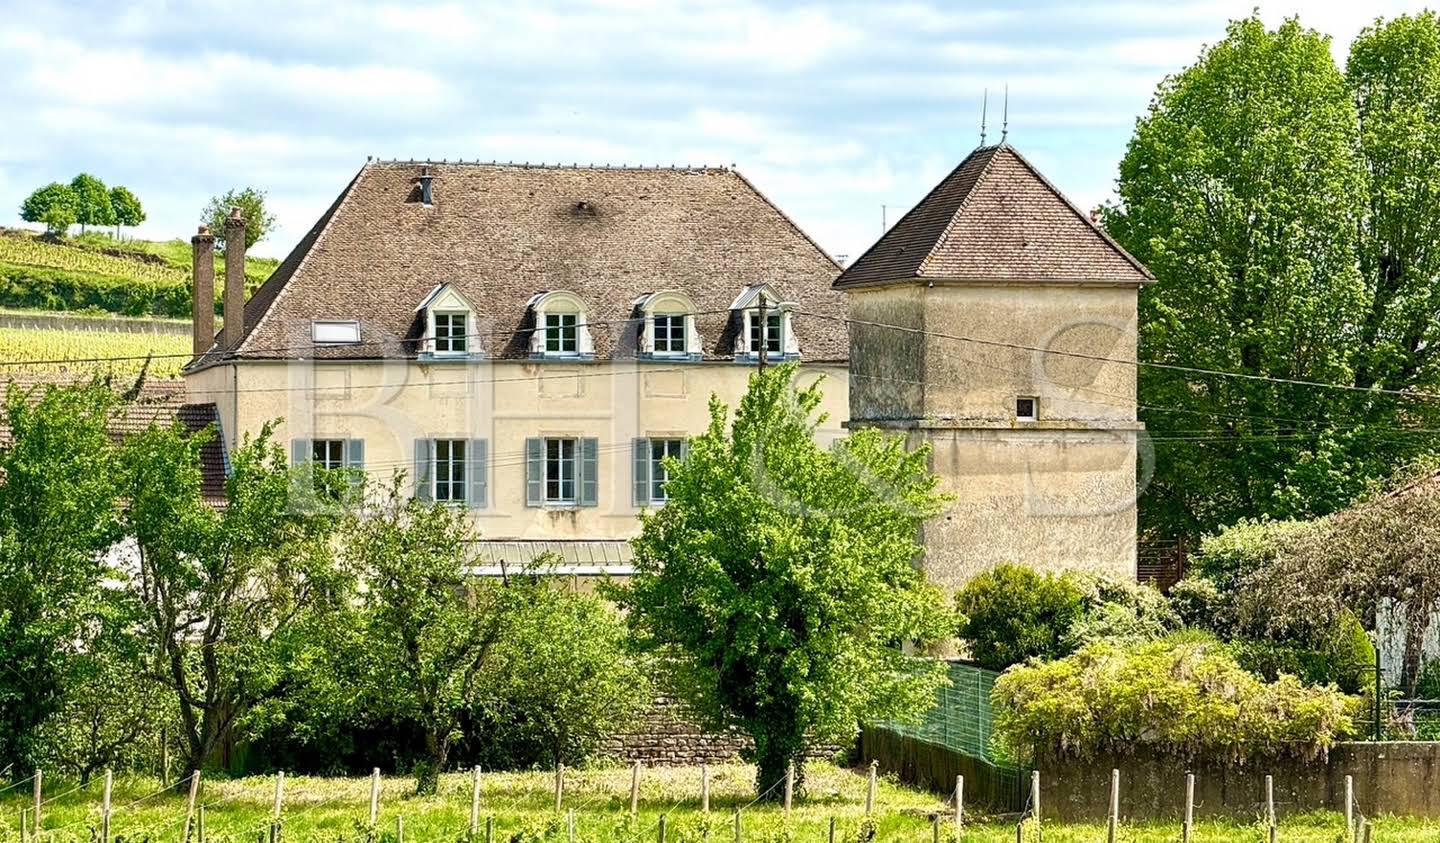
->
[871,660,1028,811]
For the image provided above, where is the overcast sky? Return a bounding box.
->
[0,1,1427,261]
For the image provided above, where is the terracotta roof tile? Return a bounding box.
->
[835,144,1152,288]
[199,162,847,365]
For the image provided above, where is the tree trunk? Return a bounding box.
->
[751,721,805,801]
[416,730,449,795]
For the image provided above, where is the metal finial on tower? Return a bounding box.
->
[1001,84,1009,143]
[980,88,989,145]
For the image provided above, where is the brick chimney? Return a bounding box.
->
[222,208,247,349]
[190,225,216,356]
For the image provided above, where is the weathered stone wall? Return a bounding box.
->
[601,695,847,766]
[1037,744,1440,821]
[599,695,749,766]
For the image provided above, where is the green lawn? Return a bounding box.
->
[5,764,1436,842]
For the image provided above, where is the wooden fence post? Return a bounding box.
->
[1107,768,1119,843]
[865,761,877,816]
[271,771,285,843]
[1264,774,1275,839]
[368,768,380,829]
[470,766,482,840]
[567,809,575,843]
[1344,775,1354,840]
[732,808,741,843]
[395,815,403,843]
[954,775,964,834]
[630,761,642,819]
[21,805,28,843]
[101,768,113,843]
[554,763,564,813]
[182,771,202,843]
[658,815,667,843]
[1182,771,1194,843]
[485,817,493,843]
[828,817,835,843]
[198,805,207,843]
[33,766,42,840]
[930,814,939,843]
[701,765,710,814]
[783,762,794,819]
[1030,770,1040,828]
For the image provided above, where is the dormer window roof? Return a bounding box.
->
[731,283,799,362]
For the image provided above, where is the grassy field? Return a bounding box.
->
[5,764,1437,843]
[0,325,190,377]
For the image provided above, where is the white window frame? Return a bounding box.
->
[544,313,579,354]
[528,291,594,358]
[434,438,468,504]
[312,439,346,470]
[747,311,784,355]
[311,320,361,345]
[652,314,689,356]
[648,438,684,503]
[1016,396,1038,422]
[545,437,578,504]
[433,311,469,355]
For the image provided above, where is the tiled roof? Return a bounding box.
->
[0,376,227,504]
[834,144,1153,288]
[196,161,847,366]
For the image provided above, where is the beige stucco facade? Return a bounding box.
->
[186,359,848,540]
[846,282,1141,589]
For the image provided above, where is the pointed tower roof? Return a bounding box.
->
[834,144,1152,288]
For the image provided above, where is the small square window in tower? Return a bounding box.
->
[1016,396,1038,421]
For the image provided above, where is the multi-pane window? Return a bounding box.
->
[434,439,467,503]
[434,312,467,353]
[545,313,579,353]
[649,438,684,502]
[545,438,577,503]
[312,439,345,470]
[748,312,782,354]
[652,314,687,354]
[1016,396,1038,421]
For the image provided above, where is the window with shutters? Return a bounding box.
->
[545,438,577,503]
[434,439,467,504]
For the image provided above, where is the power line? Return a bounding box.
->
[796,310,1440,403]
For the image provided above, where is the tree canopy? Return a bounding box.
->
[617,364,953,796]
[203,188,277,250]
[19,182,79,236]
[1107,13,1440,544]
[70,173,115,233]
[109,185,146,233]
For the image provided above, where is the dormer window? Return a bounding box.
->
[633,291,702,361]
[312,320,361,345]
[434,312,468,354]
[528,291,595,359]
[415,282,479,359]
[730,283,798,362]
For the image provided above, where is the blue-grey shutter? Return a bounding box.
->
[345,439,365,494]
[632,438,651,507]
[291,439,311,467]
[579,437,599,507]
[525,438,544,507]
[414,439,433,502]
[469,438,488,508]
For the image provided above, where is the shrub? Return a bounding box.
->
[1191,517,1313,595]
[0,262,192,317]
[955,565,1085,670]
[992,635,1360,763]
[1063,574,1179,649]
[1167,575,1228,631]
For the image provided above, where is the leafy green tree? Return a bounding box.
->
[954,565,1086,670]
[1104,15,1436,544]
[19,182,79,236]
[617,364,953,797]
[494,583,649,767]
[202,188,277,250]
[69,173,115,234]
[122,422,350,778]
[341,481,522,794]
[0,382,124,771]
[109,186,146,236]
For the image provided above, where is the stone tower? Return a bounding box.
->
[834,144,1153,590]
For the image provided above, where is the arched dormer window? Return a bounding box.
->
[527,290,595,359]
[416,282,479,359]
[633,290,702,361]
[730,283,799,362]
